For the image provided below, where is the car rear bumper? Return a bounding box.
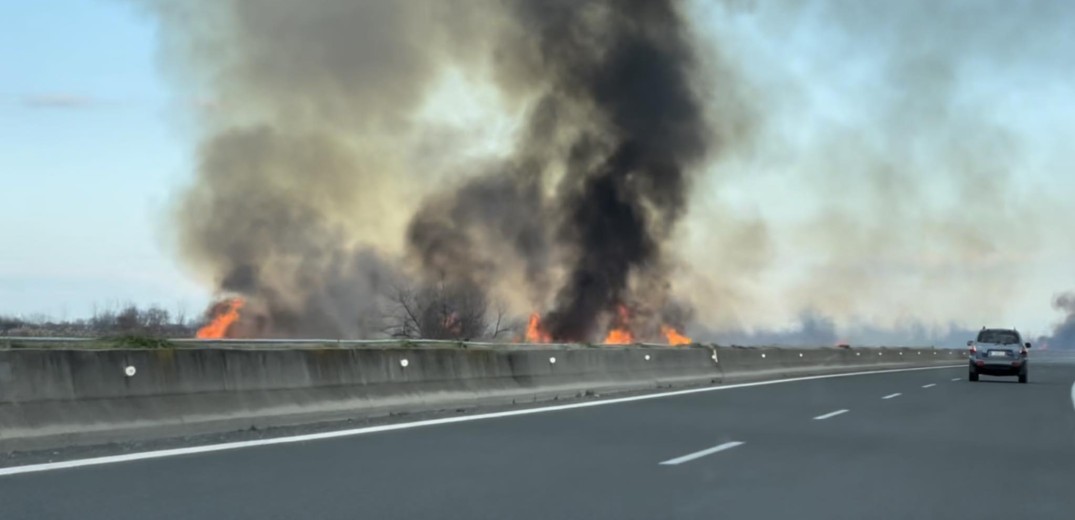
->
[970,360,1027,376]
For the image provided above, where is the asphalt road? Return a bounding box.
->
[2,357,1073,519]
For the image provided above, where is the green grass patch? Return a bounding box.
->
[98,335,176,349]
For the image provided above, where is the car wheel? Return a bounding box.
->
[1018,372,1027,384]
[969,371,979,382]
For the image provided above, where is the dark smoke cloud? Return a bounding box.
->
[140,0,744,340]
[408,0,747,341]
[1038,293,1075,350]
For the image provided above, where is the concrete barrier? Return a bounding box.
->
[713,345,958,382]
[0,342,962,453]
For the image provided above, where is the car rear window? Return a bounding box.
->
[977,330,1020,344]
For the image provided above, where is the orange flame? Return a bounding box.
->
[196,298,245,339]
[525,313,552,343]
[662,325,692,346]
[604,328,635,344]
[603,305,635,344]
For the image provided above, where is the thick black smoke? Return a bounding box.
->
[143,0,727,340]
[408,0,715,341]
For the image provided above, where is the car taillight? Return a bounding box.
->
[969,346,977,355]
[1020,348,1028,357]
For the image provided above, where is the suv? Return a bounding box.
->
[968,328,1030,383]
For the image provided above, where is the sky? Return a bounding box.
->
[0,0,205,320]
[2,0,1075,338]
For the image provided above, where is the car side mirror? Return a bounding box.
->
[1024,342,1032,349]
[967,340,974,347]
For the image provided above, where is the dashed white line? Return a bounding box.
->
[813,409,850,420]
[659,441,745,465]
[882,393,901,400]
[0,364,960,478]
[922,383,936,388]
[951,378,961,381]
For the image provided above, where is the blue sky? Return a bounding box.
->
[0,0,205,319]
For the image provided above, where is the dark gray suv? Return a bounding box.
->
[968,328,1030,383]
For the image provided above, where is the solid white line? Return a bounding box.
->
[922,383,936,388]
[951,378,962,381]
[1070,380,1074,412]
[882,393,901,399]
[660,441,744,465]
[813,409,850,420]
[0,364,961,478]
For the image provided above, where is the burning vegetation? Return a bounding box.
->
[523,306,692,345]
[147,0,746,345]
[195,298,245,339]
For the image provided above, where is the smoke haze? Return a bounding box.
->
[136,0,1075,344]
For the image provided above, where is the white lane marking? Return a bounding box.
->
[813,409,850,420]
[0,364,961,478]
[1070,380,1074,412]
[922,383,936,388]
[951,378,961,381]
[882,393,901,399]
[660,441,744,466]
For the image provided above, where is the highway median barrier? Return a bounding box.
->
[0,340,960,453]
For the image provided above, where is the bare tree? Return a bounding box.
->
[386,282,422,339]
[0,315,24,334]
[143,306,171,335]
[115,305,141,333]
[487,301,517,339]
[3,302,196,338]
[385,278,493,340]
[174,302,188,329]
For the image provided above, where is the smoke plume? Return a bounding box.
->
[1038,293,1075,350]
[672,0,1075,337]
[407,0,735,341]
[138,0,1075,342]
[141,0,738,340]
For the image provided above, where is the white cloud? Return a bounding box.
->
[20,93,106,109]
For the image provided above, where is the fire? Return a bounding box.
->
[196,297,245,339]
[662,325,692,346]
[603,305,635,344]
[525,313,552,343]
[604,328,635,344]
[522,306,689,346]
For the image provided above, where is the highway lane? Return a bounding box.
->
[1,360,1072,519]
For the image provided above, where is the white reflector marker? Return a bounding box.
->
[660,441,744,466]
